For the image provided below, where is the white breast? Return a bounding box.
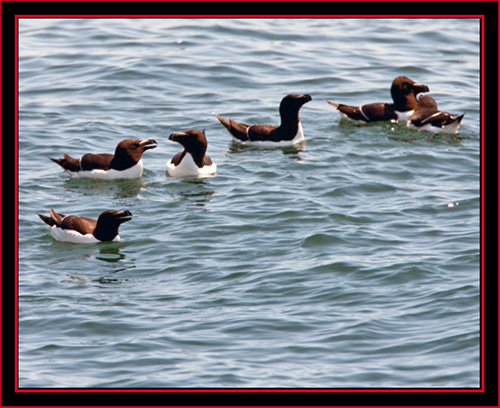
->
[51,226,95,243]
[290,122,305,144]
[50,226,120,244]
[166,154,217,178]
[66,160,144,179]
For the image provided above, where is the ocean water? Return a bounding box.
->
[17,18,481,388]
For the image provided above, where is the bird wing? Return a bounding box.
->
[79,153,114,171]
[246,124,279,141]
[60,214,97,234]
[327,100,397,122]
[420,111,464,128]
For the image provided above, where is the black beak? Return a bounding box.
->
[169,132,187,142]
[116,210,132,222]
[413,84,430,95]
[140,139,158,151]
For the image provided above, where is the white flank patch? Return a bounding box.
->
[66,160,144,179]
[407,120,461,135]
[167,154,217,178]
[395,110,415,121]
[50,226,120,244]
[338,110,368,124]
[234,122,305,147]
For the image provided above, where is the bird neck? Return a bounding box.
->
[279,107,300,133]
[111,148,137,170]
[186,145,207,168]
[93,222,120,241]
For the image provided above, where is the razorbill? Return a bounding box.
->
[213,94,312,145]
[166,129,217,178]
[50,138,157,179]
[326,76,430,123]
[407,95,464,134]
[38,208,132,243]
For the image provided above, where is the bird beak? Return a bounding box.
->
[413,83,430,95]
[169,132,187,141]
[140,139,158,151]
[116,210,133,222]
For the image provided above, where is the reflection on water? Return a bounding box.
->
[96,244,127,263]
[181,189,215,208]
[61,274,130,285]
[169,178,216,208]
[228,139,306,156]
[60,244,135,285]
[388,128,464,145]
[282,142,306,161]
[64,177,147,198]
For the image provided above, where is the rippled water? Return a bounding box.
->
[18,18,480,388]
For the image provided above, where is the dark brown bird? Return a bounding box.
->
[166,129,217,178]
[408,95,464,134]
[326,76,430,123]
[213,94,312,144]
[50,138,157,179]
[38,208,132,243]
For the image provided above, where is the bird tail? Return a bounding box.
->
[38,213,55,227]
[212,112,231,129]
[50,153,80,172]
[325,100,339,109]
[212,112,250,142]
[38,209,66,227]
[455,113,465,124]
[49,208,65,226]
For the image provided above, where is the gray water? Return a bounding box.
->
[18,18,481,388]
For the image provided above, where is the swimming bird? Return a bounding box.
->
[407,95,464,134]
[38,208,132,243]
[166,129,217,178]
[213,94,312,145]
[50,138,157,179]
[326,76,430,123]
